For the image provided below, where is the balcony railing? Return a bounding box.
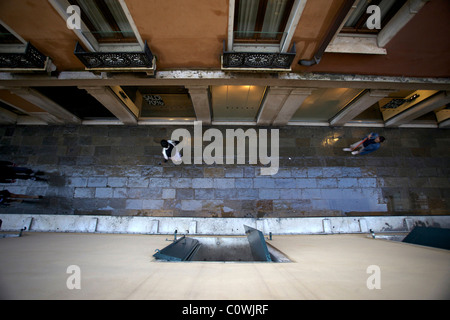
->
[0,42,52,72]
[74,41,156,75]
[221,42,296,72]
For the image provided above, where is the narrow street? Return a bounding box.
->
[1,124,448,217]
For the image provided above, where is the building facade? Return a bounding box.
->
[0,0,449,128]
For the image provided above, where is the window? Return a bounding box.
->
[68,0,136,43]
[341,0,406,35]
[49,0,143,52]
[234,0,295,44]
[326,0,426,54]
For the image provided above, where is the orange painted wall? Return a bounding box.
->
[0,0,448,77]
[294,0,450,77]
[0,0,85,71]
[126,0,228,69]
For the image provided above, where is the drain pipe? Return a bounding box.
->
[298,0,354,66]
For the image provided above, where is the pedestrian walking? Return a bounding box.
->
[0,161,46,183]
[0,189,43,206]
[160,139,182,164]
[343,132,385,155]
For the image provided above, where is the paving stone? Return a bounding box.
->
[235,178,253,188]
[274,178,295,188]
[235,188,259,200]
[107,177,128,187]
[149,177,171,188]
[74,188,95,198]
[68,177,88,187]
[213,178,235,188]
[171,178,192,188]
[215,189,237,200]
[295,178,317,188]
[259,189,280,200]
[87,177,108,187]
[317,178,338,188]
[128,177,149,188]
[307,168,323,177]
[194,188,214,200]
[192,178,213,188]
[143,199,164,210]
[224,167,243,177]
[125,199,143,210]
[113,188,128,198]
[127,188,161,199]
[253,177,275,188]
[0,124,448,217]
[279,189,301,200]
[95,188,113,198]
[176,188,194,200]
[181,200,202,211]
[357,178,378,188]
[162,188,176,199]
[204,167,224,177]
[337,178,359,188]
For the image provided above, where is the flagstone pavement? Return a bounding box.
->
[0,125,449,218]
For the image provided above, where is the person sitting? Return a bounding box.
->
[343,133,385,155]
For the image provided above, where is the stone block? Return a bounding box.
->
[107,177,128,187]
[259,189,280,200]
[317,178,338,188]
[213,178,235,188]
[176,188,194,200]
[274,178,296,188]
[74,188,95,198]
[204,167,224,177]
[113,188,128,198]
[68,177,88,187]
[95,188,113,198]
[195,188,214,200]
[234,188,259,200]
[337,178,358,188]
[162,188,176,199]
[253,177,275,188]
[192,178,213,188]
[295,178,317,188]
[125,199,143,210]
[143,199,164,210]
[128,177,149,188]
[171,178,192,188]
[181,200,203,211]
[87,177,108,187]
[224,167,243,177]
[149,178,171,188]
[235,178,253,188]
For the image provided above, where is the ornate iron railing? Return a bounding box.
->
[0,42,49,70]
[74,41,155,74]
[222,42,296,72]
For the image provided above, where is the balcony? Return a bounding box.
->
[74,41,156,76]
[221,42,296,72]
[0,42,53,73]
